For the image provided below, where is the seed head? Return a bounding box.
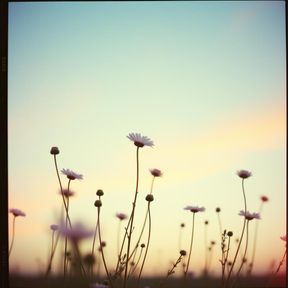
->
[145,194,154,202]
[94,200,102,207]
[50,146,60,155]
[180,250,187,256]
[96,189,104,196]
[227,231,233,237]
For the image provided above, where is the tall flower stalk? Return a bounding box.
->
[94,191,114,288]
[247,195,268,276]
[61,169,82,277]
[226,170,251,287]
[183,206,205,278]
[220,231,233,288]
[45,224,60,277]
[232,211,260,287]
[123,133,154,288]
[8,208,26,257]
[203,220,209,276]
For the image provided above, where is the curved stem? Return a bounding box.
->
[53,155,72,229]
[91,213,98,278]
[129,245,144,276]
[226,179,248,287]
[97,207,114,288]
[204,224,208,276]
[222,236,232,287]
[242,179,247,214]
[233,220,249,287]
[226,219,246,287]
[129,209,148,262]
[159,254,184,288]
[123,147,140,288]
[45,231,60,277]
[248,203,263,276]
[137,202,152,287]
[8,216,16,257]
[265,248,287,288]
[185,212,195,277]
[217,213,223,241]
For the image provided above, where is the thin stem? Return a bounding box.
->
[8,216,16,257]
[242,179,247,214]
[226,179,248,287]
[222,235,232,288]
[185,212,196,277]
[97,206,114,288]
[178,226,183,252]
[266,248,287,288]
[137,202,152,287]
[72,240,89,281]
[64,180,71,278]
[129,207,148,262]
[123,147,140,288]
[91,213,98,278]
[204,223,208,276]
[53,155,72,229]
[129,245,144,276]
[129,176,155,263]
[158,254,184,288]
[274,249,287,274]
[248,203,263,276]
[232,220,249,287]
[117,221,121,258]
[217,213,223,242]
[45,231,60,277]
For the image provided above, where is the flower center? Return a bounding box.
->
[134,141,144,147]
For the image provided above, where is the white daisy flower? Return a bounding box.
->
[61,168,83,180]
[9,208,26,217]
[127,133,154,148]
[237,170,252,179]
[238,210,260,221]
[184,206,205,213]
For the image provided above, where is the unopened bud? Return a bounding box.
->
[50,147,60,155]
[94,200,102,207]
[96,189,104,196]
[145,194,154,202]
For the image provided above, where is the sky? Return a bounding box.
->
[8,1,286,278]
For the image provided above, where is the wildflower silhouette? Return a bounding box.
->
[45,224,60,276]
[122,133,154,288]
[232,211,260,287]
[226,170,252,287]
[8,208,26,257]
[183,206,205,278]
[247,195,269,276]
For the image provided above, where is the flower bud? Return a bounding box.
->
[50,147,60,155]
[227,231,233,237]
[145,194,154,202]
[96,189,104,196]
[180,250,187,256]
[94,200,102,207]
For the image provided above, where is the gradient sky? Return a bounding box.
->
[8,1,286,278]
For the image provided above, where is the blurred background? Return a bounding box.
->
[8,1,286,278]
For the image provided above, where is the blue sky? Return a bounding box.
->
[8,1,286,277]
